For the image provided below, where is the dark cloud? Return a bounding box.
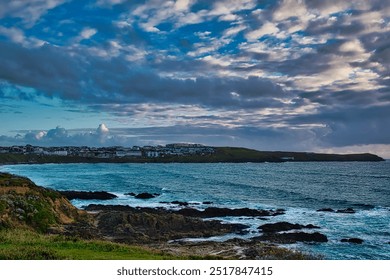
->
[0,0,389,156]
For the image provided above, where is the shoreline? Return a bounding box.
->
[0,147,385,166]
[0,171,319,259]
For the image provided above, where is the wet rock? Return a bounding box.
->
[134,193,158,199]
[59,191,117,200]
[124,192,136,196]
[341,238,364,244]
[317,207,356,214]
[336,208,356,214]
[258,222,320,233]
[92,207,249,243]
[171,201,189,207]
[203,201,213,205]
[256,232,328,244]
[317,208,335,212]
[176,207,285,218]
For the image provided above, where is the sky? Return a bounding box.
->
[0,0,389,158]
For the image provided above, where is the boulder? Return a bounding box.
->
[256,232,328,244]
[134,193,158,199]
[341,238,364,244]
[259,222,320,233]
[59,191,117,200]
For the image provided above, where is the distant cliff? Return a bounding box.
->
[0,147,384,164]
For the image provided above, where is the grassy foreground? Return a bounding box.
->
[0,229,187,260]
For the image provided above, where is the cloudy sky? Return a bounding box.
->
[0,0,389,157]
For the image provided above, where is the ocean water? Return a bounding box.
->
[1,161,389,259]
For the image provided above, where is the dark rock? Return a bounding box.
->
[176,207,285,218]
[336,208,356,214]
[256,232,328,244]
[59,191,117,200]
[341,238,364,244]
[135,193,157,199]
[203,201,213,205]
[317,208,335,212]
[171,201,189,207]
[259,222,320,233]
[91,206,249,243]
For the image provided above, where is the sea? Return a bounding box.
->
[1,161,389,260]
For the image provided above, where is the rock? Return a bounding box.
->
[134,193,157,199]
[176,207,285,218]
[317,208,335,212]
[203,201,213,205]
[171,201,189,207]
[336,208,356,214]
[341,238,364,244]
[59,191,117,200]
[124,192,136,196]
[256,232,328,244]
[92,206,249,243]
[258,222,320,233]
[317,207,356,214]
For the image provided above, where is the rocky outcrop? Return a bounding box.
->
[256,232,328,244]
[341,238,364,244]
[176,207,285,218]
[317,208,335,212]
[317,207,356,214]
[59,190,117,200]
[0,173,92,233]
[125,192,160,199]
[259,222,320,233]
[88,205,248,243]
[156,238,315,260]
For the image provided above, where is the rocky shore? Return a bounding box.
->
[0,172,319,259]
[82,204,321,259]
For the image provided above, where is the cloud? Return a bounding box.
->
[79,28,97,40]
[97,123,109,134]
[0,0,67,26]
[0,0,389,157]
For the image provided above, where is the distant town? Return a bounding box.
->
[0,143,216,159]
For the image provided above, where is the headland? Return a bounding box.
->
[0,144,384,165]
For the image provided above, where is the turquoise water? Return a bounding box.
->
[1,161,389,259]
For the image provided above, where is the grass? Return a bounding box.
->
[0,229,183,260]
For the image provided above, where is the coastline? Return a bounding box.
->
[2,161,389,260]
[0,171,318,260]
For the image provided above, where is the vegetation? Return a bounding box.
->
[0,229,182,260]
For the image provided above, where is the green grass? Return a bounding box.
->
[0,229,183,260]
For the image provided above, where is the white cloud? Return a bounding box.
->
[0,0,67,26]
[245,21,280,41]
[97,123,109,134]
[174,0,194,11]
[80,28,97,40]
